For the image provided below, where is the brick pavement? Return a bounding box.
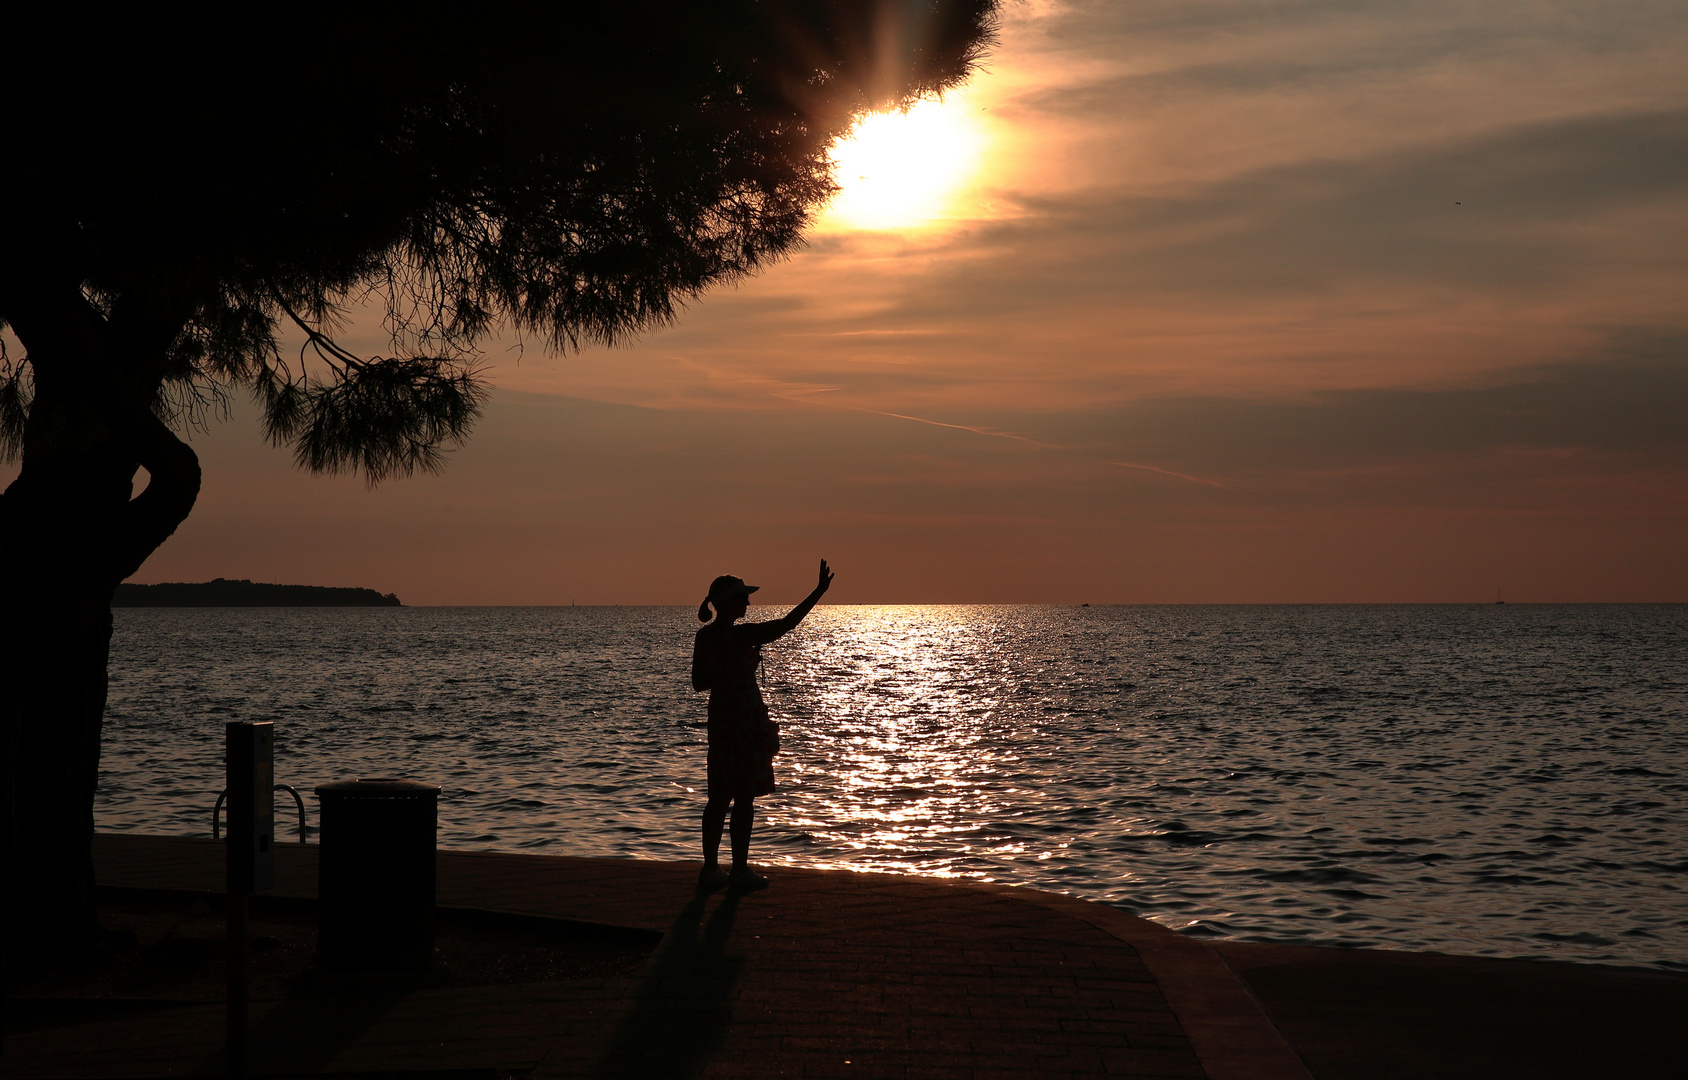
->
[1,835,1310,1079]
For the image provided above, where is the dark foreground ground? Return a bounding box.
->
[2,835,1681,1079]
[1213,940,1684,1080]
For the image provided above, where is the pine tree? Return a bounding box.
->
[0,2,996,961]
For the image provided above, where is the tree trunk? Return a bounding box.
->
[0,278,200,969]
[1,559,118,963]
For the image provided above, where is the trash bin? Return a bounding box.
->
[314,778,440,969]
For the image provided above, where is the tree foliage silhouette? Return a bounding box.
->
[0,2,996,959]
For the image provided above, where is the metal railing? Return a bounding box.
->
[212,784,309,843]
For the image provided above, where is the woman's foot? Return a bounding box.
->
[698,864,730,888]
[728,866,769,889]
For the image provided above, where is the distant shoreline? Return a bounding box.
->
[108,596,1682,608]
[113,579,401,607]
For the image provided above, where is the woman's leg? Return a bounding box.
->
[702,792,731,867]
[729,795,756,870]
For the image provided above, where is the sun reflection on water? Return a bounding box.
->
[757,605,1073,880]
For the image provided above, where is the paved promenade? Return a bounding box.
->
[5,835,1683,1078]
[5,835,1306,1079]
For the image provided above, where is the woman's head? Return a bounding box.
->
[699,575,759,622]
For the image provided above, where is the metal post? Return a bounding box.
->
[227,890,248,1079]
[225,722,274,1079]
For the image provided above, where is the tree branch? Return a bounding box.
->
[108,410,200,584]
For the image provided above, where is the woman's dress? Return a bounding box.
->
[696,626,777,797]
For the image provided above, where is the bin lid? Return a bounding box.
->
[315,778,441,799]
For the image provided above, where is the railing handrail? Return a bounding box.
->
[212,784,309,843]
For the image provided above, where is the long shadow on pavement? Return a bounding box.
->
[197,975,410,1075]
[592,886,746,1078]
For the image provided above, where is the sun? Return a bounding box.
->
[821,96,986,231]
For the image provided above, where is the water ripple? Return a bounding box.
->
[99,604,1688,970]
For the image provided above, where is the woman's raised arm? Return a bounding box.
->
[742,560,834,645]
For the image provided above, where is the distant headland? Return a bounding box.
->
[113,579,402,607]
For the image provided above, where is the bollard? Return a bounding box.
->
[226,721,274,1079]
[314,778,440,969]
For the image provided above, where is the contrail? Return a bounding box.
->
[870,410,1228,488]
[871,410,1059,448]
[674,364,1230,491]
[1109,461,1227,489]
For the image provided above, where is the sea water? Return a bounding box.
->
[100,604,1688,970]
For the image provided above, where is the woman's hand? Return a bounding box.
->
[752,558,835,643]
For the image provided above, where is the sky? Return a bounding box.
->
[43,1,1688,603]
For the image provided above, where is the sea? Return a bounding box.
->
[99,604,1687,971]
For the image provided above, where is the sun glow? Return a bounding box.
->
[821,97,986,231]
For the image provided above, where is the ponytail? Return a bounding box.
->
[698,598,713,622]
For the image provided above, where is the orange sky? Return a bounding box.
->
[16,1,1688,603]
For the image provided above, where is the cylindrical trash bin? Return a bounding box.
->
[315,778,440,969]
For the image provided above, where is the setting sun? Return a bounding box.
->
[821,96,986,230]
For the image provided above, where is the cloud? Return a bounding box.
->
[914,107,1688,303]
[557,101,1686,421]
[1054,348,1688,471]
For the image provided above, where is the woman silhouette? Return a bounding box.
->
[691,559,833,888]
